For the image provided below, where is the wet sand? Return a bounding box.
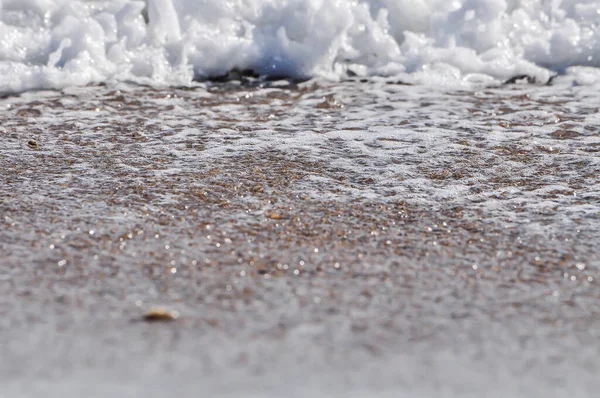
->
[1,80,599,397]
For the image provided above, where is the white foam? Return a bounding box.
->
[1,0,600,92]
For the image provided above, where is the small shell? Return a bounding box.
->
[143,307,180,322]
[28,139,38,149]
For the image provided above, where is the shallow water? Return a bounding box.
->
[1,79,599,397]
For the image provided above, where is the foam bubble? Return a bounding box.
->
[1,0,600,92]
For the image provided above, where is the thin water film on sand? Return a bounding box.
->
[1,79,599,397]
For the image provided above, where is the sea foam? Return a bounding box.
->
[1,0,599,92]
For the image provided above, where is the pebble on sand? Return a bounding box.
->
[143,307,180,322]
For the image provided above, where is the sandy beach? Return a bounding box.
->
[1,80,599,396]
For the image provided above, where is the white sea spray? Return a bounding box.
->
[1,0,600,92]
